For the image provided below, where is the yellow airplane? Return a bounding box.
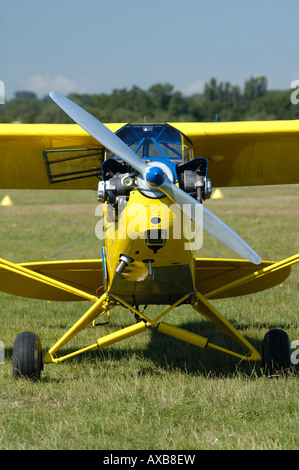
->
[0,91,298,380]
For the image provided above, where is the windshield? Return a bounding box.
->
[114,124,184,162]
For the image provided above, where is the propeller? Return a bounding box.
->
[50,91,261,264]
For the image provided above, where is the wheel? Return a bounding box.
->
[261,329,291,376]
[13,331,43,380]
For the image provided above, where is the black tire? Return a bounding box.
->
[13,331,43,380]
[261,329,291,376]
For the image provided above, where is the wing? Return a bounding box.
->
[173,120,299,186]
[0,123,124,190]
[195,258,293,299]
[0,259,104,300]
[2,120,299,189]
[0,256,296,301]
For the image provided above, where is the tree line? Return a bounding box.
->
[0,76,298,124]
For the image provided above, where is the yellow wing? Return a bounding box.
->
[0,259,104,301]
[173,120,299,186]
[0,123,124,190]
[194,258,292,299]
[0,257,293,301]
[1,120,299,189]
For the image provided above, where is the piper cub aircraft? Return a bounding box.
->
[0,91,298,380]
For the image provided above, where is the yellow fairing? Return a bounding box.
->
[104,190,195,275]
[103,190,197,305]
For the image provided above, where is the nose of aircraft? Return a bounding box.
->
[146,166,165,186]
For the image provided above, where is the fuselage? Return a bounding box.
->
[99,124,210,306]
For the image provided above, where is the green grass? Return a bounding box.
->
[0,186,298,450]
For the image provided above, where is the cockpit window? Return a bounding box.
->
[113,124,184,162]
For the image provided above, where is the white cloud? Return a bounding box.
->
[18,74,100,97]
[0,80,5,104]
[180,79,205,96]
[291,71,299,84]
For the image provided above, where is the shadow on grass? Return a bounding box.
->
[5,318,298,380]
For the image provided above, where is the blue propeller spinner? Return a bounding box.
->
[146,166,165,186]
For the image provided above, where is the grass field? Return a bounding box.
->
[0,185,298,450]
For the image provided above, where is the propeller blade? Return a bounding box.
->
[50,91,262,264]
[50,91,148,175]
[158,178,262,264]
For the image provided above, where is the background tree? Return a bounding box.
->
[0,76,297,123]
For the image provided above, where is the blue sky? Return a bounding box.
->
[2,0,299,99]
